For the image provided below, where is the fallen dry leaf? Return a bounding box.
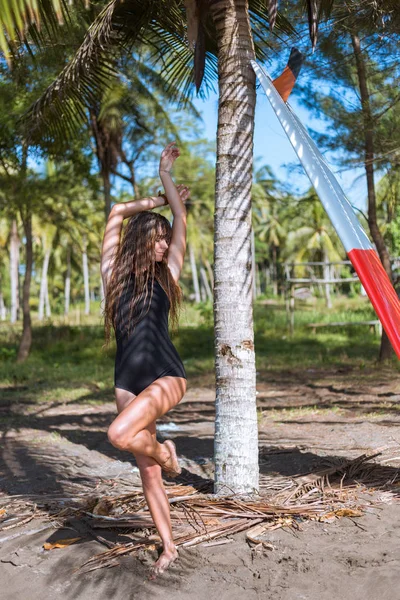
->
[43,537,81,550]
[320,508,363,522]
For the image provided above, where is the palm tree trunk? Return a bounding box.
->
[82,237,90,316]
[0,290,5,320]
[272,245,278,296]
[17,208,33,362]
[65,246,71,316]
[39,249,51,321]
[200,266,213,302]
[45,277,51,318]
[256,264,261,296]
[210,0,259,495]
[351,32,393,360]
[189,244,201,303]
[103,171,112,221]
[89,108,113,221]
[205,259,214,290]
[10,218,19,323]
[265,265,271,293]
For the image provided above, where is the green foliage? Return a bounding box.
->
[0,296,398,408]
[377,168,400,257]
[197,301,214,327]
[283,189,344,264]
[297,23,400,178]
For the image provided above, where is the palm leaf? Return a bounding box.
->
[0,0,83,61]
[20,0,294,144]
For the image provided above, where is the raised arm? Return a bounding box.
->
[100,195,167,293]
[159,142,189,283]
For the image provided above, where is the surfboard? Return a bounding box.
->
[251,51,400,358]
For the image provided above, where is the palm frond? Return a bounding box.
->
[22,1,124,145]
[20,0,298,144]
[0,0,84,61]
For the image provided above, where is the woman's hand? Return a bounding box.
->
[159,141,180,174]
[176,184,190,204]
[157,184,190,208]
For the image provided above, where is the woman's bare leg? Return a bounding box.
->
[108,376,187,465]
[135,451,178,578]
[111,379,186,577]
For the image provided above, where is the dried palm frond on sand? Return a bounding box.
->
[0,451,398,573]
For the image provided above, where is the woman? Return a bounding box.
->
[100,142,189,578]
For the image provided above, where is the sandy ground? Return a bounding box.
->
[0,366,399,600]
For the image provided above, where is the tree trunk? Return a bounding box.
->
[272,245,278,296]
[89,108,114,222]
[351,32,393,360]
[189,244,201,303]
[38,249,51,321]
[256,264,261,297]
[265,265,271,294]
[103,170,112,221]
[82,237,90,316]
[17,209,33,362]
[200,266,213,302]
[65,246,71,316]
[45,277,51,318]
[210,0,259,495]
[205,259,214,290]
[10,218,19,323]
[0,290,6,320]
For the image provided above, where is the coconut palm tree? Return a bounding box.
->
[0,216,12,320]
[35,221,57,320]
[9,217,20,322]
[284,190,344,307]
[252,167,287,296]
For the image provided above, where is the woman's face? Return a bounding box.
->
[154,234,169,262]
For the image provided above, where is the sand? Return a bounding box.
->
[0,366,399,600]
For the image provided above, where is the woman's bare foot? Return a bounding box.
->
[148,542,178,580]
[159,440,181,478]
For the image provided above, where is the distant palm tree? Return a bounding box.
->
[252,168,287,296]
[285,190,344,308]
[34,219,57,320]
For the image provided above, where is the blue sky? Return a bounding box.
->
[192,86,368,211]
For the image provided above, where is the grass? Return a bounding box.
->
[0,295,398,406]
[261,405,345,423]
[253,295,387,371]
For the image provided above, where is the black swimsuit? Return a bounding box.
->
[114,275,187,395]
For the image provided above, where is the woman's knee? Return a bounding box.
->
[108,423,151,453]
[107,421,131,450]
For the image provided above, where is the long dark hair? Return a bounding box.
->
[103,211,182,347]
